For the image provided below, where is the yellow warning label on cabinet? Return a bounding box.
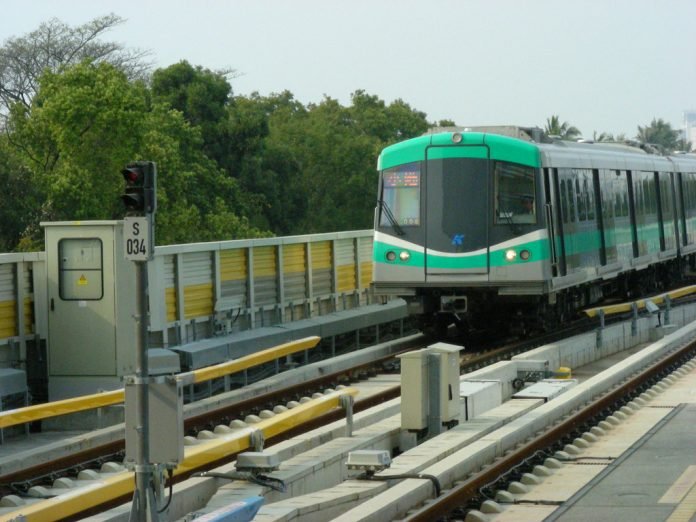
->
[77,275,88,286]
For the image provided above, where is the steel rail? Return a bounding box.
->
[0,336,320,429]
[404,337,696,521]
[583,284,696,318]
[0,335,425,489]
[0,388,357,522]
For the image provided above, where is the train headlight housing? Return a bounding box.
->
[399,251,411,262]
[386,251,396,262]
[505,249,517,262]
[452,132,463,144]
[520,249,531,261]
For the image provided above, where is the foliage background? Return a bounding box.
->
[0,16,690,252]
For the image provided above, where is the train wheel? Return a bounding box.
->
[455,317,471,336]
[433,314,451,339]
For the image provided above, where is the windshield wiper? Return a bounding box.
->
[499,210,520,235]
[378,200,405,236]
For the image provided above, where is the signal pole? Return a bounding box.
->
[132,256,158,521]
[120,162,158,521]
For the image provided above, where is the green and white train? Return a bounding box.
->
[372,126,696,335]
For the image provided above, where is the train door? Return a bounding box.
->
[657,171,677,253]
[598,169,618,266]
[424,146,489,279]
[556,168,582,271]
[544,168,565,277]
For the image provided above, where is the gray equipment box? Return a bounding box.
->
[512,379,577,402]
[459,380,502,420]
[124,378,184,466]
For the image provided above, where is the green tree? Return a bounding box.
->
[232,91,304,234]
[256,91,429,234]
[6,60,268,249]
[0,14,150,114]
[0,135,40,251]
[7,61,148,223]
[151,61,235,171]
[544,115,581,140]
[636,118,681,152]
[138,103,269,244]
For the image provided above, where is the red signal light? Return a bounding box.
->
[122,167,143,185]
[120,162,157,215]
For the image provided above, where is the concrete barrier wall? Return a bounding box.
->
[468,301,696,400]
[0,230,377,372]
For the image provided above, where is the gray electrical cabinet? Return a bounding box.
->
[124,378,184,466]
[397,349,429,430]
[43,221,137,399]
[428,342,461,423]
[397,342,462,431]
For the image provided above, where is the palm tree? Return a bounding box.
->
[544,115,581,140]
[636,118,680,151]
[675,138,693,152]
[591,131,627,143]
[592,131,613,142]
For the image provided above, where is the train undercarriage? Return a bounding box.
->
[403,257,689,339]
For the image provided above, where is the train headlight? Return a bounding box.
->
[399,251,411,262]
[452,132,463,144]
[505,249,517,262]
[520,249,531,261]
[386,251,397,262]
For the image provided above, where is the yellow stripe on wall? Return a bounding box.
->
[184,283,213,319]
[360,261,373,289]
[253,246,277,278]
[166,287,177,323]
[220,249,247,281]
[337,264,356,293]
[283,244,306,274]
[0,300,16,338]
[311,241,332,270]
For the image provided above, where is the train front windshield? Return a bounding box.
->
[379,162,421,227]
[378,156,538,252]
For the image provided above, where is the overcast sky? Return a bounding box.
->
[2,0,695,138]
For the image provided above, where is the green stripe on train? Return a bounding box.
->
[379,132,541,171]
[373,238,550,269]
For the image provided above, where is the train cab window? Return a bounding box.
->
[494,161,536,224]
[379,162,421,227]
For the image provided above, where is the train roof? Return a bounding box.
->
[537,138,696,172]
[379,126,696,173]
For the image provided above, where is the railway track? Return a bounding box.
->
[403,327,696,521]
[0,316,594,488]
[0,291,689,520]
[0,323,589,516]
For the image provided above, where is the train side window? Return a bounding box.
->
[644,175,656,214]
[613,183,622,217]
[576,176,586,221]
[586,176,595,220]
[560,179,569,223]
[566,174,576,222]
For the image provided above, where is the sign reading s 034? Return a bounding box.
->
[123,217,152,261]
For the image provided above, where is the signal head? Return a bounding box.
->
[120,161,157,215]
